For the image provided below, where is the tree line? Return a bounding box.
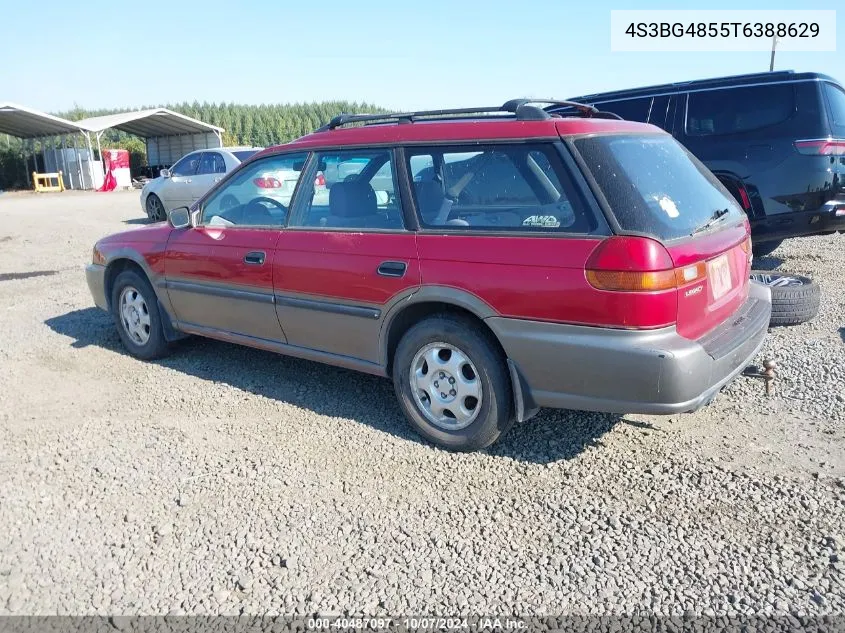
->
[0,100,386,189]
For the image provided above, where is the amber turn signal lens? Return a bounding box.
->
[92,247,105,265]
[739,237,752,254]
[586,269,677,292]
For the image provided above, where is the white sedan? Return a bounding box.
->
[140,147,261,221]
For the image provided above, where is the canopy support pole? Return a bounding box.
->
[59,136,70,189]
[84,132,96,189]
[73,135,84,190]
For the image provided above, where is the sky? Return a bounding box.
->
[1,0,842,113]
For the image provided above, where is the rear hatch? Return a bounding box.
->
[571,132,752,340]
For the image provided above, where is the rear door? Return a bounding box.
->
[274,148,419,365]
[571,133,751,340]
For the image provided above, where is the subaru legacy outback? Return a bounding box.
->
[86,100,772,451]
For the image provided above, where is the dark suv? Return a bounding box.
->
[87,100,771,451]
[554,71,845,256]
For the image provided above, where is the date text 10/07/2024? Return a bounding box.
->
[307,617,528,630]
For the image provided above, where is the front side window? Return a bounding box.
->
[406,144,596,232]
[686,84,795,136]
[200,152,308,227]
[197,152,226,175]
[170,153,201,176]
[290,150,403,230]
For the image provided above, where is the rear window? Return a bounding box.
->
[823,82,845,137]
[574,135,744,241]
[233,150,259,162]
[686,84,795,136]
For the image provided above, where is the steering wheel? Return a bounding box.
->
[247,196,286,210]
[240,196,288,225]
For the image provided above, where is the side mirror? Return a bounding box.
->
[160,168,171,178]
[168,207,191,229]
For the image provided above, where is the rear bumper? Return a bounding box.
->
[487,281,772,415]
[751,200,845,242]
[86,264,108,311]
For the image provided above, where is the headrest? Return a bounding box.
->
[329,180,377,218]
[413,180,446,222]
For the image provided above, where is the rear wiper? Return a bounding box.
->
[691,208,730,236]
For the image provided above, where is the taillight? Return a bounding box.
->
[585,236,676,292]
[739,235,752,266]
[794,139,845,155]
[737,187,751,211]
[586,236,710,292]
[586,269,676,292]
[253,177,281,188]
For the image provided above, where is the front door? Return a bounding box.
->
[274,148,420,364]
[190,151,227,203]
[158,152,201,211]
[164,151,310,342]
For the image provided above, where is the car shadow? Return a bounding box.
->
[123,217,153,225]
[839,327,845,344]
[44,307,621,464]
[752,255,785,271]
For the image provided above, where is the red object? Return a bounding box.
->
[253,177,282,188]
[95,116,749,339]
[794,138,845,155]
[98,149,130,192]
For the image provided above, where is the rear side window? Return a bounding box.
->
[574,135,744,242]
[406,144,598,233]
[197,152,226,175]
[823,83,845,137]
[596,98,652,122]
[686,84,795,136]
[291,150,403,230]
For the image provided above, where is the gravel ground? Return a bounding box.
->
[0,190,843,617]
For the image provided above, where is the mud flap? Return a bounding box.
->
[507,359,541,423]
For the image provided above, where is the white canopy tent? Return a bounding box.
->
[0,102,91,189]
[0,103,224,189]
[75,108,223,173]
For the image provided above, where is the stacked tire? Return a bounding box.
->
[750,270,820,326]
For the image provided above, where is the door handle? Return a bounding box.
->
[377,261,407,277]
[244,251,266,265]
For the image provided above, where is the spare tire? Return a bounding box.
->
[750,270,820,326]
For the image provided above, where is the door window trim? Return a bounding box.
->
[195,151,311,230]
[286,148,409,233]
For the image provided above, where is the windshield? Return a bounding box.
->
[573,134,744,241]
[232,150,260,162]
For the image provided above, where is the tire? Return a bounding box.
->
[752,239,783,258]
[145,194,167,222]
[392,315,514,451]
[110,269,171,359]
[750,270,820,326]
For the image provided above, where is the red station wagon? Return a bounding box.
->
[86,100,772,451]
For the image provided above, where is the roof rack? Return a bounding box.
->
[317,98,604,131]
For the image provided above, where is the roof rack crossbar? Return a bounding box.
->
[318,98,602,131]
